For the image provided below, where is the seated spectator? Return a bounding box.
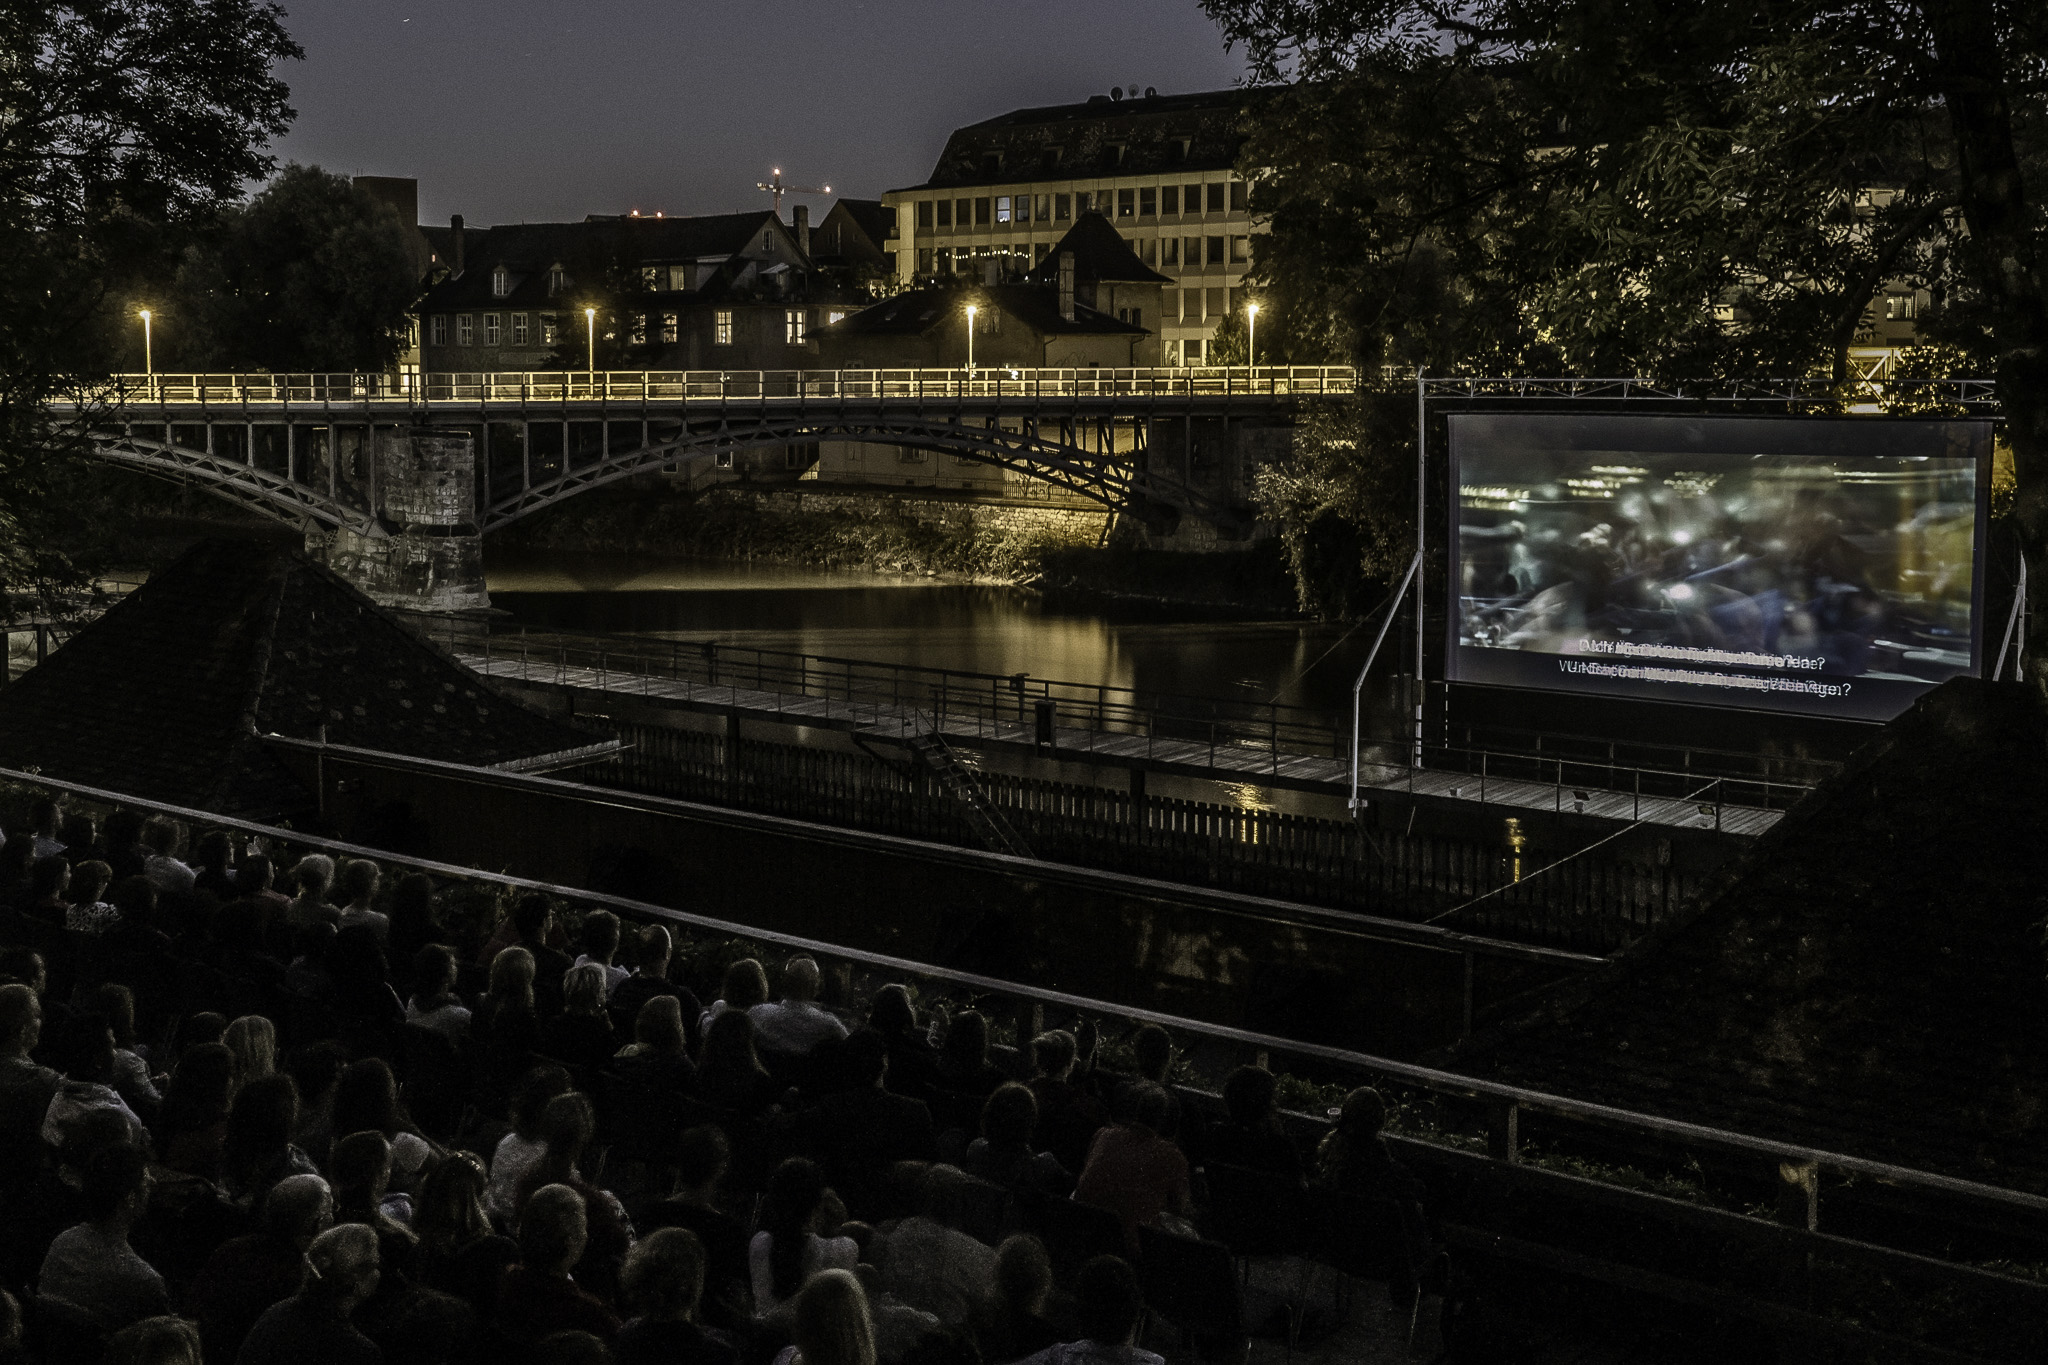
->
[496,1183,620,1347]
[751,1157,859,1319]
[105,1315,201,1365]
[747,956,846,1061]
[1015,1255,1162,1365]
[58,811,97,859]
[0,983,58,1160]
[329,927,404,1049]
[237,1222,383,1365]
[36,1142,169,1332]
[191,830,239,902]
[42,1010,146,1149]
[641,1125,750,1330]
[963,1084,1072,1200]
[288,1042,348,1159]
[613,995,694,1090]
[699,958,770,1038]
[332,1058,434,1191]
[976,1234,1060,1364]
[489,1065,573,1221]
[1203,1064,1305,1186]
[781,1268,876,1365]
[694,1009,783,1117]
[609,926,699,1044]
[65,860,118,935]
[572,910,629,996]
[1073,1083,1191,1253]
[285,855,339,934]
[1312,1086,1434,1292]
[930,1010,1008,1135]
[475,945,539,1048]
[91,984,158,1115]
[188,1172,332,1363]
[513,1091,632,1301]
[867,986,937,1099]
[335,860,385,939]
[411,1150,517,1315]
[1025,1031,1109,1176]
[235,854,292,923]
[138,817,195,896]
[802,1029,937,1215]
[331,1131,419,1284]
[24,855,71,926]
[0,836,35,912]
[155,1042,236,1180]
[225,1014,278,1086]
[615,1228,739,1365]
[480,895,573,1017]
[385,874,440,995]
[25,796,65,861]
[404,945,472,1041]
[1115,1026,1181,1138]
[543,964,617,1074]
[223,1073,319,1207]
[870,1163,996,1327]
[95,810,143,882]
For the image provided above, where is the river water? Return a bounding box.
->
[485,550,1391,719]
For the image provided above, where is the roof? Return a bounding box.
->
[822,199,893,253]
[895,88,1267,191]
[1454,678,2048,1196]
[1024,213,1173,285]
[816,284,1144,339]
[417,212,792,310]
[0,540,598,821]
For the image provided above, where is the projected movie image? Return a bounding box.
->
[1449,415,1988,721]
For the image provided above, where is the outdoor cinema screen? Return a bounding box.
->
[1447,413,1990,722]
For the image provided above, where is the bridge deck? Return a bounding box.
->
[463,654,1786,837]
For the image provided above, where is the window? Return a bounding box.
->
[1075,190,1094,214]
[715,310,733,346]
[1054,194,1071,221]
[1207,286,1228,319]
[482,313,501,346]
[1040,146,1063,171]
[883,251,896,275]
[827,310,846,325]
[1142,238,1158,265]
[669,265,691,291]
[661,313,678,343]
[936,247,953,274]
[786,447,807,469]
[1230,180,1248,212]
[762,230,775,251]
[1230,236,1249,264]
[429,315,448,346]
[1185,237,1202,267]
[917,200,934,229]
[1163,238,1180,267]
[1128,307,1142,327]
[974,197,991,226]
[1139,186,1157,216]
[1117,188,1135,218]
[716,451,734,468]
[1036,194,1051,220]
[541,313,558,345]
[1034,242,1050,264]
[996,196,1012,223]
[629,313,646,345]
[1184,338,1204,363]
[547,267,566,295]
[956,198,971,227]
[456,314,474,346]
[1206,235,1225,266]
[1185,184,1203,215]
[917,247,934,274]
[642,266,661,291]
[785,309,806,344]
[511,313,529,345]
[936,200,953,228]
[1162,185,1180,216]
[1207,182,1226,213]
[1108,143,1127,166]
[1016,195,1032,224]
[492,265,510,297]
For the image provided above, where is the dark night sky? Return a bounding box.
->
[271,0,1250,227]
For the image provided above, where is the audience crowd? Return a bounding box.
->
[0,798,1436,1365]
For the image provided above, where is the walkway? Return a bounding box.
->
[460,653,1789,837]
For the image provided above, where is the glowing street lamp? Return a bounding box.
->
[1246,301,1260,374]
[137,309,153,388]
[965,305,978,374]
[585,307,597,390]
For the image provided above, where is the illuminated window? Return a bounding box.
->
[540,314,558,345]
[456,314,474,346]
[491,266,509,297]
[785,309,806,344]
[547,267,566,295]
[996,196,1012,224]
[763,231,774,252]
[429,315,447,346]
[661,313,678,343]
[716,450,734,468]
[1117,188,1135,218]
[715,311,734,346]
[511,314,529,345]
[482,313,501,346]
[642,266,660,291]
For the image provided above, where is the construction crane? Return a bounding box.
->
[757,168,831,216]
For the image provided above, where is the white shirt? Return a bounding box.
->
[489,1131,545,1218]
[749,1229,858,1316]
[404,998,472,1040]
[338,905,389,944]
[747,999,848,1057]
[574,955,631,997]
[142,855,195,895]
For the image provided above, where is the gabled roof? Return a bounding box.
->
[1455,678,2048,1196]
[817,284,1143,339]
[417,212,796,311]
[0,540,598,821]
[1024,213,1173,285]
[823,199,893,253]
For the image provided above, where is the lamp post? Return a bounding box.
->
[584,308,597,393]
[138,309,153,392]
[1246,302,1259,378]
[965,305,977,376]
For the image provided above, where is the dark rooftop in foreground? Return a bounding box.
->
[0,540,599,820]
[1454,677,2048,1195]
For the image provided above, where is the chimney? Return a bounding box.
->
[793,204,811,257]
[450,214,465,276]
[1058,251,1075,322]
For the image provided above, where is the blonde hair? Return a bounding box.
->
[791,1268,876,1365]
[562,962,607,1018]
[489,946,536,1012]
[224,1015,276,1084]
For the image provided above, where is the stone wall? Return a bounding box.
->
[307,429,490,612]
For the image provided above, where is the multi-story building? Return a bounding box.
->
[882,87,1261,365]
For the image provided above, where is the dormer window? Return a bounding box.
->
[546,266,566,295]
[1040,147,1064,171]
[491,265,509,297]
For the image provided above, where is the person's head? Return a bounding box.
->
[699,1006,764,1077]
[28,795,60,836]
[1074,1255,1145,1347]
[1121,1081,1172,1138]
[72,859,112,905]
[28,855,69,902]
[1223,1064,1279,1128]
[60,811,97,852]
[0,837,31,882]
[83,1141,150,1226]
[412,1150,491,1256]
[194,829,235,875]
[994,1234,1053,1317]
[292,854,335,898]
[511,892,554,945]
[1031,1029,1078,1081]
[331,1130,395,1214]
[164,1043,236,1127]
[635,995,686,1055]
[0,983,37,1059]
[0,947,45,995]
[183,1011,227,1047]
[1335,1086,1389,1142]
[490,945,537,1011]
[91,983,137,1049]
[104,1315,201,1365]
[264,1172,334,1249]
[941,1009,989,1070]
[841,1028,889,1089]
[778,954,821,1003]
[304,1223,381,1307]
[562,962,608,1019]
[620,1226,706,1323]
[103,808,144,853]
[720,957,770,1010]
[1130,1025,1172,1082]
[57,1010,116,1085]
[762,1156,830,1297]
[226,1073,302,1166]
[139,815,182,858]
[579,909,620,963]
[288,1041,347,1112]
[674,1124,729,1197]
[632,924,671,974]
[391,872,435,925]
[510,1064,574,1140]
[868,984,916,1038]
[333,1057,401,1139]
[519,1182,588,1276]
[236,853,276,894]
[412,944,458,1002]
[980,1082,1039,1149]
[534,1090,597,1175]
[224,1014,277,1084]
[790,1268,876,1365]
[110,875,157,924]
[337,858,380,907]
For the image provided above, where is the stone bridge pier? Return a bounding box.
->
[305,429,489,612]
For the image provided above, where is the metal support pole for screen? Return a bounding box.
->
[1994,555,2028,681]
[1349,549,1424,813]
[1414,367,1427,770]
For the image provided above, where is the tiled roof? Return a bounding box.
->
[0,540,597,821]
[1456,678,2048,1195]
[418,213,791,311]
[817,284,1143,339]
[897,88,1269,191]
[1024,213,1174,285]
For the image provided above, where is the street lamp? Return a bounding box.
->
[1246,302,1260,375]
[965,305,977,374]
[584,307,597,391]
[137,309,153,390]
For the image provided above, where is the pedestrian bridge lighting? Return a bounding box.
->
[585,307,597,389]
[1246,302,1260,372]
[965,305,978,373]
[138,309,153,386]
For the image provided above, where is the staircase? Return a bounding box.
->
[899,717,1034,859]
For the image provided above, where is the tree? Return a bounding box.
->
[1205,0,2048,579]
[171,165,421,372]
[0,0,300,608]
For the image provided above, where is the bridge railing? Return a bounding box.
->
[84,365,1358,408]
